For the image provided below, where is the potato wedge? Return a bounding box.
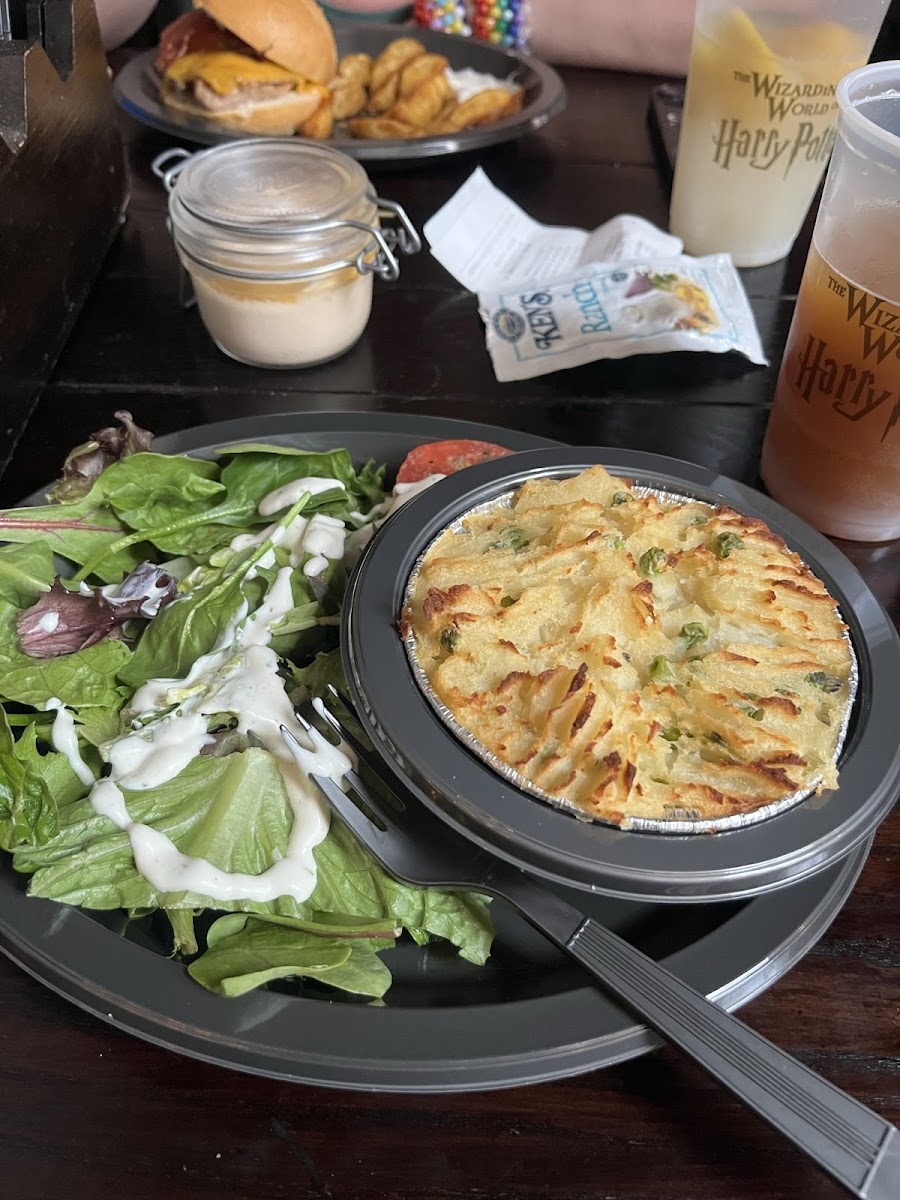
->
[337,53,373,87]
[348,116,420,140]
[398,53,448,97]
[432,87,514,132]
[299,97,334,140]
[330,78,367,121]
[367,73,400,114]
[370,37,424,92]
[391,71,451,129]
[503,88,524,118]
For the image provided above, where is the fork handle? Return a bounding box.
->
[496,875,898,1198]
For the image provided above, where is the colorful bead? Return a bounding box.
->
[414,0,529,50]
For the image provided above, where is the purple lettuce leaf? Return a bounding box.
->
[17,564,177,659]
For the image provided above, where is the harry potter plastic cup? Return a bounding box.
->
[669,0,889,267]
[760,60,900,542]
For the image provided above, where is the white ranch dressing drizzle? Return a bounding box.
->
[48,565,352,904]
[346,473,447,558]
[258,476,346,517]
[45,699,96,788]
[230,490,349,576]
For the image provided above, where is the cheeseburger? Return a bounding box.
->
[155,0,338,135]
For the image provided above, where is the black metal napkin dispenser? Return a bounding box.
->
[0,0,127,432]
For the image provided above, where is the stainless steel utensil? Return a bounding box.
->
[282,690,898,1199]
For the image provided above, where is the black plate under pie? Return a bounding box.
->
[344,447,900,902]
[113,24,566,162]
[0,414,879,1091]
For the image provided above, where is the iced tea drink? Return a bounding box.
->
[760,62,900,541]
[669,2,888,267]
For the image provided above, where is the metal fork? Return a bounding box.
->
[282,693,898,1199]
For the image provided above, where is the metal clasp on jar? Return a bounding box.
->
[342,191,421,282]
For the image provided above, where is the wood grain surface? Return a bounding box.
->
[0,54,895,1200]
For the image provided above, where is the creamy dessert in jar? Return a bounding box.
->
[162,138,418,368]
[186,264,374,369]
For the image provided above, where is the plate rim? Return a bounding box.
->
[0,411,873,1093]
[112,26,567,162]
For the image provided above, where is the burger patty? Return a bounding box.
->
[191,78,296,111]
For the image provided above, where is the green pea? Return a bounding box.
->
[639,547,667,576]
[712,531,744,558]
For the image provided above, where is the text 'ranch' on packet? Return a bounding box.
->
[423,168,767,382]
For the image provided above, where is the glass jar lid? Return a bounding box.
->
[173,139,370,233]
[164,140,383,280]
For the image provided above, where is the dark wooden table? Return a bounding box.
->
[0,64,896,1200]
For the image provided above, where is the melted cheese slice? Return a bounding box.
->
[164,51,308,95]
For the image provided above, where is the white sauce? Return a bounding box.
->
[445,67,519,105]
[189,269,373,369]
[346,473,446,559]
[46,699,96,788]
[258,477,346,517]
[37,611,60,634]
[230,498,349,574]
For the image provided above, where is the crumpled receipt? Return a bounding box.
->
[424,168,768,382]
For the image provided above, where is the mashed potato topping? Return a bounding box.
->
[405,466,852,826]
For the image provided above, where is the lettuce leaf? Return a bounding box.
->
[17,748,293,909]
[188,919,393,998]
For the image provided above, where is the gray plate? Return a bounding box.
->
[345,448,900,902]
[0,414,876,1092]
[113,24,567,162]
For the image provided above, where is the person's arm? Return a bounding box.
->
[529,0,695,75]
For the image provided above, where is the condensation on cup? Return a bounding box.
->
[669,0,890,267]
[760,60,900,543]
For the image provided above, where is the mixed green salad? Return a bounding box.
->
[0,414,494,1000]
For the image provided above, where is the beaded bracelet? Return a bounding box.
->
[412,0,530,51]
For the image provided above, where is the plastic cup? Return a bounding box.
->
[669,0,890,267]
[760,60,900,542]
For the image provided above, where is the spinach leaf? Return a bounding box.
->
[0,494,148,582]
[99,453,225,530]
[0,542,56,608]
[0,600,131,709]
[0,714,58,850]
[288,649,345,698]
[117,568,247,691]
[188,920,393,999]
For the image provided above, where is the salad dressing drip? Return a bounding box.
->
[257,477,346,516]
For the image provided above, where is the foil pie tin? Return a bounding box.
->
[400,482,859,836]
[343,448,900,902]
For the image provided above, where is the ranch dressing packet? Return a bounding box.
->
[424,168,767,380]
[479,255,768,381]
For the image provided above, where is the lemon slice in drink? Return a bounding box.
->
[718,7,777,61]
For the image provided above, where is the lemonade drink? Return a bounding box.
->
[760,61,900,541]
[669,4,885,266]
